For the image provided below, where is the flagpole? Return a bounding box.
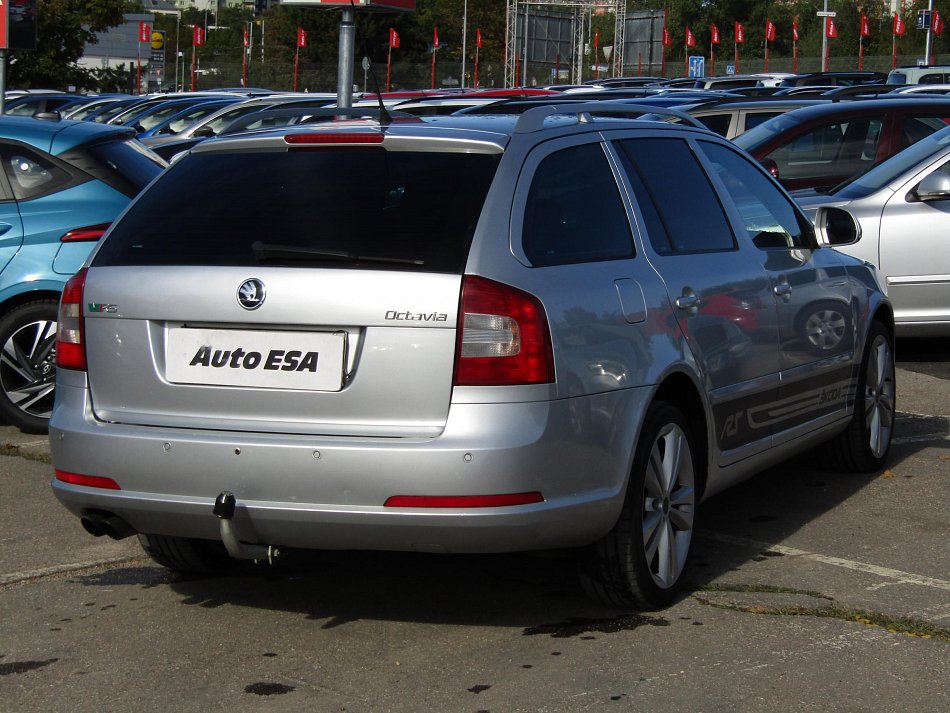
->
[431,27,437,89]
[926,0,935,64]
[387,43,392,92]
[893,16,898,70]
[461,0,468,89]
[294,44,299,91]
[475,40,480,88]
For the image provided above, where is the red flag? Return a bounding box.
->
[139,21,151,43]
[735,22,745,43]
[193,26,205,47]
[685,27,696,47]
[594,30,600,50]
[476,28,482,49]
[243,25,249,48]
[793,18,799,42]
[389,27,400,49]
[826,17,837,39]
[765,19,776,43]
[296,27,307,48]
[662,28,671,47]
[860,13,871,38]
[933,11,944,36]
[433,26,439,50]
[711,24,720,45]
[893,13,906,36]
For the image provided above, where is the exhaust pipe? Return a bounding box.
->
[80,512,106,537]
[80,511,136,540]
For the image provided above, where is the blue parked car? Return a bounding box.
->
[0,115,166,432]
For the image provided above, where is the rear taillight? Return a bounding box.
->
[56,268,87,371]
[454,275,554,386]
[60,223,111,243]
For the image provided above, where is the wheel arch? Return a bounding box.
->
[650,371,709,500]
[0,288,63,320]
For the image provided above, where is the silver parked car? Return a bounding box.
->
[795,124,950,336]
[50,103,895,608]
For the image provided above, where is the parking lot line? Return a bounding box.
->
[700,531,950,591]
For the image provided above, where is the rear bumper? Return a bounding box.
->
[50,380,649,554]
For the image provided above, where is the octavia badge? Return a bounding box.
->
[237,278,266,310]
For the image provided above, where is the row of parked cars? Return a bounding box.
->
[0,72,943,607]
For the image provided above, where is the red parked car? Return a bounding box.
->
[733,97,950,191]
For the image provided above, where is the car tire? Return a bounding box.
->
[0,300,59,434]
[137,534,247,574]
[823,320,896,472]
[580,401,697,609]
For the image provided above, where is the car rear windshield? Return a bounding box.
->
[58,138,166,198]
[93,147,499,273]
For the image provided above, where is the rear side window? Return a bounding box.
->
[0,145,74,200]
[616,137,736,254]
[695,113,732,137]
[763,117,883,182]
[742,111,783,132]
[94,147,499,274]
[59,138,166,198]
[899,115,950,147]
[522,143,634,266]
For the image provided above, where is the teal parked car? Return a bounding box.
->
[0,114,165,432]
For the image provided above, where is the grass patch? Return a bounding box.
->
[0,444,52,465]
[693,584,950,642]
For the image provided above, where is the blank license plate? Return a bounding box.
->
[165,327,346,391]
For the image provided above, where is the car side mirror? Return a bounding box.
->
[912,171,950,201]
[813,206,861,246]
[193,126,215,137]
[760,158,780,180]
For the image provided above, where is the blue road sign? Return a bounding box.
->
[688,55,705,78]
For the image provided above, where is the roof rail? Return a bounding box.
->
[513,101,706,134]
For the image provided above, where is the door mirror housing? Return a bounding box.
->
[912,171,950,201]
[813,206,861,246]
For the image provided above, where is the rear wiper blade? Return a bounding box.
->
[251,241,424,266]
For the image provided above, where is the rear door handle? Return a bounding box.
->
[675,292,700,313]
[773,282,793,301]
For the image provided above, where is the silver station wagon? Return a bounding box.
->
[50,103,896,608]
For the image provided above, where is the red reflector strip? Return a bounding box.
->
[283,133,384,144]
[384,492,543,508]
[60,223,111,242]
[55,469,121,490]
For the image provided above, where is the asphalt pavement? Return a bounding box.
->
[1,360,946,713]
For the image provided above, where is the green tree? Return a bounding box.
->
[8,0,137,90]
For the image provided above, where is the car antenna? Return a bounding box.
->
[367,60,393,127]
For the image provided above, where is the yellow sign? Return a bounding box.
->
[151,31,165,51]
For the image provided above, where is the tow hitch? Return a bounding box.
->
[213,491,280,564]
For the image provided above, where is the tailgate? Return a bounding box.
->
[84,266,461,436]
